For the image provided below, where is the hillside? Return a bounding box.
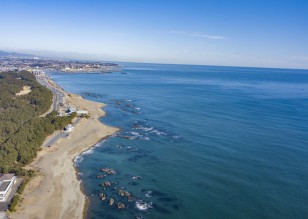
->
[0,50,33,58]
[0,71,74,175]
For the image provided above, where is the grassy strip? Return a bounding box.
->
[8,194,20,212]
[17,178,30,194]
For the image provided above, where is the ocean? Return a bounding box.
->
[49,63,308,219]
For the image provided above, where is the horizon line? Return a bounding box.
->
[1,48,308,71]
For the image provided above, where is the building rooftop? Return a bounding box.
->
[0,181,10,192]
[0,174,14,181]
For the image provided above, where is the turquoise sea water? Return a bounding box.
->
[49,64,308,219]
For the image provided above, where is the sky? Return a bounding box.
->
[0,0,308,69]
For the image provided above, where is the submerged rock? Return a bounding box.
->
[118,189,131,197]
[102,181,111,187]
[109,198,115,206]
[99,193,107,201]
[117,202,125,209]
[118,190,125,197]
[124,191,131,197]
[127,196,134,202]
[132,176,142,180]
[101,168,117,175]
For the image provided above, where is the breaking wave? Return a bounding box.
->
[135,200,153,211]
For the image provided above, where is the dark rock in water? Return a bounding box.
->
[83,92,104,98]
[132,176,142,180]
[152,204,172,214]
[99,193,107,201]
[116,145,125,149]
[128,154,148,162]
[109,198,115,206]
[117,135,133,140]
[128,181,139,186]
[117,202,125,209]
[102,181,111,187]
[118,189,125,197]
[127,196,134,202]
[96,175,105,179]
[101,168,116,175]
[172,204,180,210]
[118,189,130,197]
[158,197,177,202]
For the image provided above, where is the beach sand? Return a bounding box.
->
[9,93,118,219]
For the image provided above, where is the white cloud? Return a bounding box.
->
[169,30,226,40]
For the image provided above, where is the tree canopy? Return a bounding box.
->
[0,71,74,175]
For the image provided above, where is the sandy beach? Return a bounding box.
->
[9,93,118,219]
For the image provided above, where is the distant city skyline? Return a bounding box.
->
[1,0,308,69]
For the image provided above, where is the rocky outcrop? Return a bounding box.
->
[118,189,131,197]
[101,168,117,175]
[117,202,125,209]
[101,181,111,187]
[109,198,114,206]
[99,193,107,201]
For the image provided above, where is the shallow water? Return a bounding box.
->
[49,63,308,219]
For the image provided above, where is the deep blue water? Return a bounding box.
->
[49,64,308,219]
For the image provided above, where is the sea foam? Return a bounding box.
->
[135,200,153,211]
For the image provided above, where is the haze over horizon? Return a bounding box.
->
[1,0,308,69]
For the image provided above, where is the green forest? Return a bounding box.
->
[0,71,74,175]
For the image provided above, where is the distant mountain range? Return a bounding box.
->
[0,50,34,58]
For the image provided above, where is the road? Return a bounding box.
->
[35,73,83,148]
[35,75,65,111]
[42,117,82,147]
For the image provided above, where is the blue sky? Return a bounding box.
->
[0,0,308,69]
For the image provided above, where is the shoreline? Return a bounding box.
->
[74,135,114,219]
[9,90,119,219]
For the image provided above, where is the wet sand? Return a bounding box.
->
[9,93,118,219]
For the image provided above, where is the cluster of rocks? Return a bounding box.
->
[101,181,112,187]
[97,167,143,210]
[118,189,131,197]
[99,194,125,209]
[98,193,127,209]
[101,168,117,175]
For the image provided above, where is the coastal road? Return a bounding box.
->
[35,75,65,112]
[42,117,82,147]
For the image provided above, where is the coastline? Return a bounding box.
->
[9,92,119,219]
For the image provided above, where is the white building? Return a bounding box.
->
[64,124,74,132]
[76,110,88,117]
[0,174,17,202]
[65,106,76,115]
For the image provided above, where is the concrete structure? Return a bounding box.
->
[0,174,16,202]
